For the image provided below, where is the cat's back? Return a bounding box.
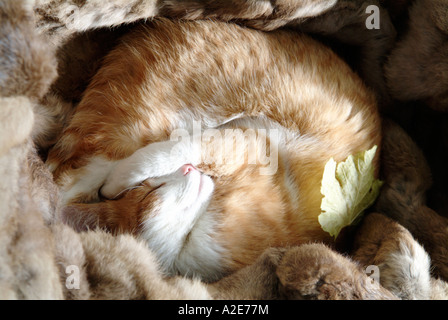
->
[57,18,379,168]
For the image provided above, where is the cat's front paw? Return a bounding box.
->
[100,139,200,199]
[100,163,144,199]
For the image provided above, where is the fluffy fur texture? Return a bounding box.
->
[1,0,447,300]
[375,120,448,282]
[354,213,433,300]
[46,19,381,281]
[296,0,396,107]
[32,0,397,153]
[34,0,337,44]
[210,243,398,300]
[52,224,212,300]
[0,0,57,100]
[0,0,61,299]
[385,0,448,111]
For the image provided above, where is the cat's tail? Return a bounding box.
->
[32,93,75,156]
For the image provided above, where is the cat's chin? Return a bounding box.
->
[142,164,214,211]
[139,169,219,278]
[173,170,214,213]
[191,173,212,206]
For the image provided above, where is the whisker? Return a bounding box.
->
[111,184,144,199]
[142,183,164,201]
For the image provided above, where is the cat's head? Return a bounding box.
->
[62,127,330,281]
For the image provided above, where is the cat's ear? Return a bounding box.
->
[61,202,112,232]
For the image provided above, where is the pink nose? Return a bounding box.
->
[181,164,196,175]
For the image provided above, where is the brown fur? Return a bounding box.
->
[34,0,335,44]
[52,224,212,300]
[353,213,434,299]
[0,0,57,100]
[160,0,337,31]
[34,0,159,46]
[2,0,447,300]
[5,147,443,300]
[34,0,395,106]
[296,0,397,107]
[0,140,63,299]
[385,0,448,111]
[275,243,396,300]
[213,212,447,300]
[375,120,448,282]
[210,244,398,300]
[0,0,62,299]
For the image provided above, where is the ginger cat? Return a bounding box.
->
[47,19,381,282]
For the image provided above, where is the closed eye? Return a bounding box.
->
[141,182,164,201]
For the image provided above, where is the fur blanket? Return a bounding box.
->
[1,0,447,300]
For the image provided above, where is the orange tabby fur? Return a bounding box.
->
[47,19,381,281]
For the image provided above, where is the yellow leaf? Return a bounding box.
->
[318,145,383,238]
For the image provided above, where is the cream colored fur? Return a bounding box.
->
[0,97,34,157]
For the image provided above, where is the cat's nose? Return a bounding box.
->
[181,164,196,175]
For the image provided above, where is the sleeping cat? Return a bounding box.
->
[47,19,381,282]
